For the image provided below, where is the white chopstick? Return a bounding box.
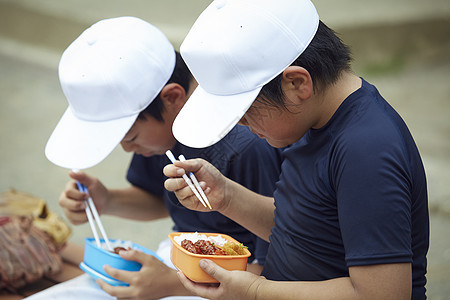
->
[85,189,113,251]
[178,154,212,209]
[73,170,113,251]
[165,150,210,209]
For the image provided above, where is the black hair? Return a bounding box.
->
[258,21,352,108]
[138,51,192,122]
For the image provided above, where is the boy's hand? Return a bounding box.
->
[163,158,229,212]
[58,171,108,225]
[177,259,266,300]
[98,250,182,299]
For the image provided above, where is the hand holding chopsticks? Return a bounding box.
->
[73,170,113,251]
[165,150,212,209]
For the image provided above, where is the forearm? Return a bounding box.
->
[255,263,411,300]
[105,186,169,221]
[165,269,199,297]
[247,263,264,275]
[220,179,275,242]
[255,277,356,300]
[147,267,198,298]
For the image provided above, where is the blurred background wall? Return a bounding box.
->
[0,0,449,298]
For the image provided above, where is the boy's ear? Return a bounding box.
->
[159,83,186,111]
[281,66,313,100]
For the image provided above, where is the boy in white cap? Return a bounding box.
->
[164,0,429,299]
[38,16,282,299]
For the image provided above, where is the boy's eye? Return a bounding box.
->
[126,136,137,143]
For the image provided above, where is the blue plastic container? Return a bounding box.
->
[80,238,163,286]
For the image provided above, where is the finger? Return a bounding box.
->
[173,159,204,173]
[162,163,186,178]
[118,249,158,265]
[163,177,188,193]
[199,259,227,282]
[199,181,210,193]
[68,170,88,183]
[163,158,207,175]
[65,177,80,191]
[63,209,88,225]
[69,171,98,191]
[59,194,86,211]
[66,184,88,200]
[164,178,202,208]
[96,278,132,298]
[103,265,136,285]
[177,271,220,299]
[176,272,199,292]
[61,206,88,224]
[60,180,88,202]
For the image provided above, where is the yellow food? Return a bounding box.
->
[218,242,248,255]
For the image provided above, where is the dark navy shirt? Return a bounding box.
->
[127,125,282,264]
[261,79,429,299]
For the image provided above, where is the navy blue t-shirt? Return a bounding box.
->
[261,79,429,298]
[127,125,282,264]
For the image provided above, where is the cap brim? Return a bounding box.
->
[172,86,261,148]
[45,108,137,170]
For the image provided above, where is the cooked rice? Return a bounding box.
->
[173,232,228,247]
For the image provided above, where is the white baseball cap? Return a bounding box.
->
[173,0,319,148]
[45,16,175,169]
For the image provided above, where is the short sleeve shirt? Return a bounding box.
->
[261,79,429,299]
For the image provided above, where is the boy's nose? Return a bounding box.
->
[120,141,134,152]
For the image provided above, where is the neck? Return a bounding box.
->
[312,72,361,129]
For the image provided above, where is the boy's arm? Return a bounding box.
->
[220,178,275,242]
[163,159,275,241]
[179,260,411,300]
[105,185,169,221]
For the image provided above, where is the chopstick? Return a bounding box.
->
[75,181,101,247]
[73,170,113,251]
[165,150,211,209]
[178,154,212,209]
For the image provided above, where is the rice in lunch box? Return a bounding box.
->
[173,232,227,247]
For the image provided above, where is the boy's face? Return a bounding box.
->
[238,97,311,148]
[120,114,176,157]
[238,67,316,148]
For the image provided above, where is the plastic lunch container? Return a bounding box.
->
[80,238,163,286]
[169,232,251,283]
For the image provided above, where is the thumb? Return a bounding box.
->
[199,259,227,282]
[173,159,202,174]
[119,249,153,264]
